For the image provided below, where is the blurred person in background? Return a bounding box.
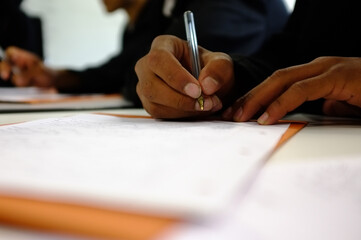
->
[0,0,289,106]
[0,0,43,86]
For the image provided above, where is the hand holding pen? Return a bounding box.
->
[0,46,55,87]
[135,37,234,119]
[0,49,20,81]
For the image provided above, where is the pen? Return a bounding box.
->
[184,10,204,110]
[0,49,3,62]
[0,49,20,80]
[0,50,4,80]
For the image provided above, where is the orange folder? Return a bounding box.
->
[0,116,306,240]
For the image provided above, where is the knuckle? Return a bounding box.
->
[147,105,164,119]
[205,53,233,76]
[202,53,234,93]
[135,82,142,97]
[218,58,234,81]
[272,98,283,108]
[5,46,16,54]
[154,35,181,48]
[147,50,160,68]
[269,98,288,115]
[242,91,255,104]
[30,58,40,67]
[292,81,309,96]
[167,68,181,85]
[152,35,169,45]
[313,56,329,63]
[134,57,143,73]
[270,68,290,81]
[139,81,156,101]
[350,95,361,106]
[313,56,341,66]
[175,96,187,110]
[146,104,158,116]
[152,35,164,44]
[147,49,164,70]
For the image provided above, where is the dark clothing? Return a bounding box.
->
[0,0,43,87]
[231,0,361,114]
[68,0,289,106]
[0,0,43,57]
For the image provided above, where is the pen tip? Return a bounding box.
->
[198,96,204,111]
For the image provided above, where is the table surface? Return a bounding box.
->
[0,109,360,240]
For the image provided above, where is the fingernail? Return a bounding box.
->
[184,83,201,98]
[203,77,219,94]
[211,95,222,112]
[203,97,213,111]
[258,112,269,125]
[234,106,243,121]
[222,107,233,119]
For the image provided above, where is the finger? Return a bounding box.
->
[199,51,234,96]
[147,36,202,99]
[260,57,361,124]
[10,65,36,87]
[222,96,246,121]
[142,101,212,119]
[137,71,199,112]
[136,60,221,114]
[0,61,12,80]
[233,58,333,122]
[5,47,25,67]
[147,48,202,99]
[6,46,37,67]
[257,73,335,124]
[5,52,46,87]
[5,47,43,83]
[11,73,32,87]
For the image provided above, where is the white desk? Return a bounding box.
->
[271,114,361,163]
[0,110,360,240]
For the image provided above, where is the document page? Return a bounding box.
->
[160,158,361,240]
[0,114,289,218]
[236,158,361,240]
[0,87,131,111]
[0,86,124,103]
[0,87,84,103]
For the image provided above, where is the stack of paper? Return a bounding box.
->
[0,114,299,239]
[0,114,291,218]
[0,87,131,112]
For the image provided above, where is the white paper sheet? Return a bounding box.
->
[0,87,131,111]
[161,158,361,240]
[0,87,71,103]
[236,158,361,240]
[0,114,289,218]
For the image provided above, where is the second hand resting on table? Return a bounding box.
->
[0,46,57,88]
[135,35,361,124]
